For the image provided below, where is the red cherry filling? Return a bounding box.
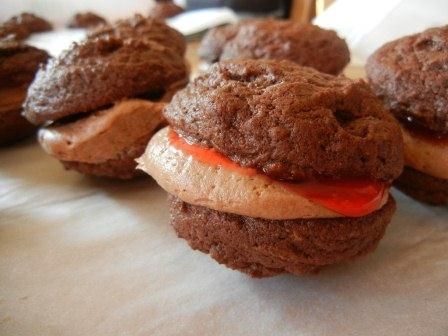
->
[169,130,387,217]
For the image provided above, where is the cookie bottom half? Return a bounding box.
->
[61,156,144,180]
[0,108,36,146]
[394,166,448,205]
[169,194,396,278]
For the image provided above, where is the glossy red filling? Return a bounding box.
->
[400,115,448,145]
[169,130,387,217]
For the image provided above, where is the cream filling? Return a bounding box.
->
[137,127,389,220]
[39,99,166,164]
[402,127,448,180]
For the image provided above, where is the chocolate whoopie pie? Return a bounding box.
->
[198,19,350,75]
[138,60,404,277]
[0,41,49,145]
[0,13,52,41]
[23,16,188,179]
[67,12,107,29]
[149,0,184,19]
[88,14,185,56]
[366,26,448,205]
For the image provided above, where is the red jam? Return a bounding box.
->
[281,180,385,217]
[169,130,386,217]
[169,130,258,176]
[400,115,448,146]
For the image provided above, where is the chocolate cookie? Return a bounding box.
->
[149,1,184,19]
[0,41,49,88]
[165,60,403,182]
[139,58,402,277]
[0,41,49,145]
[0,106,36,145]
[394,166,448,205]
[170,194,395,277]
[24,17,187,179]
[366,26,448,135]
[0,13,52,41]
[24,35,187,124]
[88,14,185,55]
[367,26,448,205]
[198,19,350,75]
[67,12,107,29]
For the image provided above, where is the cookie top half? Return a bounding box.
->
[24,17,187,125]
[68,12,107,29]
[198,19,350,75]
[0,41,49,88]
[0,13,52,40]
[366,26,448,134]
[89,15,185,55]
[149,1,184,19]
[164,60,403,182]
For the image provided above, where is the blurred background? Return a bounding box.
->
[1,0,448,64]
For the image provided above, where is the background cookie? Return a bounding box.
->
[0,13,52,41]
[394,166,448,205]
[67,12,107,29]
[0,41,49,145]
[149,0,184,19]
[198,19,350,75]
[24,15,187,179]
[89,14,185,55]
[366,26,448,205]
[366,26,448,135]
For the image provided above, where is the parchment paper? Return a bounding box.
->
[1,133,448,336]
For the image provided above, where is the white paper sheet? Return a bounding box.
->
[1,133,448,336]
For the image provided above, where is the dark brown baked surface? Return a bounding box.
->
[88,14,185,55]
[366,26,448,135]
[198,19,350,75]
[149,1,184,19]
[61,156,143,179]
[165,59,404,182]
[0,12,52,40]
[198,24,239,63]
[67,12,107,29]
[0,40,49,88]
[0,107,36,145]
[23,33,188,125]
[60,136,149,179]
[394,166,448,205]
[0,41,47,145]
[169,194,395,277]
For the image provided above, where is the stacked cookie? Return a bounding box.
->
[0,41,49,145]
[367,26,448,205]
[67,12,107,29]
[23,15,188,179]
[149,0,184,19]
[199,19,350,75]
[138,60,404,277]
[0,13,52,41]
